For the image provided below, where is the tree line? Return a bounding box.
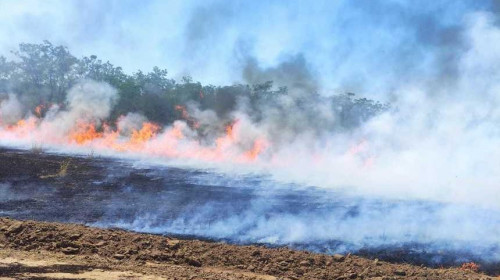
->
[0,41,389,130]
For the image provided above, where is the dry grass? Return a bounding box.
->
[40,159,71,179]
[57,159,71,177]
[460,262,480,272]
[30,143,44,154]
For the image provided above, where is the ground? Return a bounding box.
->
[0,147,496,279]
[0,217,494,280]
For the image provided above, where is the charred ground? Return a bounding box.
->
[0,147,498,279]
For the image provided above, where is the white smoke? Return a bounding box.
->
[39,80,117,138]
[65,80,118,120]
[117,112,148,136]
[0,94,24,125]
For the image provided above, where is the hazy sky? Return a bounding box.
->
[0,0,497,97]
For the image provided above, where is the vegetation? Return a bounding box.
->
[30,143,44,154]
[0,41,389,130]
[40,158,71,179]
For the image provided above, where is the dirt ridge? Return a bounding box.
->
[0,217,493,280]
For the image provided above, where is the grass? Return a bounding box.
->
[40,159,71,179]
[87,149,100,159]
[30,143,44,154]
[460,262,480,272]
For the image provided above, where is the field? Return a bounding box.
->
[0,147,496,279]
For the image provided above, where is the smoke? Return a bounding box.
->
[65,80,117,120]
[76,166,500,266]
[117,113,148,136]
[39,80,117,138]
[3,11,500,207]
[242,54,318,95]
[0,94,24,125]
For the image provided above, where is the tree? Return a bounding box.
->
[0,40,389,131]
[13,40,77,103]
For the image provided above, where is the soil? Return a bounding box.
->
[0,217,494,280]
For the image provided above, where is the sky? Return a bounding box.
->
[0,0,498,98]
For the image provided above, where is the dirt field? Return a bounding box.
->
[0,217,494,280]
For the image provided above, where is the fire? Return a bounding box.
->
[175,104,199,129]
[34,104,47,117]
[69,122,102,144]
[460,262,480,272]
[130,122,161,144]
[15,119,27,127]
[347,139,374,167]
[216,120,239,151]
[0,103,274,165]
[225,120,238,139]
[34,103,59,118]
[244,138,267,161]
[175,105,189,119]
[6,117,37,136]
[34,105,44,117]
[169,124,184,139]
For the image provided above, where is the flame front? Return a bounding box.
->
[0,105,271,164]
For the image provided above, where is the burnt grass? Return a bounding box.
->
[0,147,498,278]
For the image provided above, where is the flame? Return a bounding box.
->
[216,120,239,150]
[0,104,276,166]
[225,120,237,139]
[175,105,189,119]
[69,122,102,144]
[34,104,44,117]
[0,106,376,169]
[244,138,267,161]
[347,139,374,168]
[0,102,378,169]
[175,104,199,129]
[6,117,38,136]
[169,124,184,139]
[130,122,161,144]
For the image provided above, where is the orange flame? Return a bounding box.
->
[34,104,45,117]
[69,122,103,144]
[244,138,267,161]
[175,105,189,119]
[0,109,274,165]
[130,122,161,144]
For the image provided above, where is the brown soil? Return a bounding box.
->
[0,217,494,280]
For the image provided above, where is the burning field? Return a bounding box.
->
[0,147,499,279]
[0,81,268,164]
[3,1,500,279]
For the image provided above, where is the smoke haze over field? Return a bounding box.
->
[0,1,500,205]
[2,0,500,267]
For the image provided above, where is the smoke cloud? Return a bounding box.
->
[40,80,117,138]
[0,94,24,125]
